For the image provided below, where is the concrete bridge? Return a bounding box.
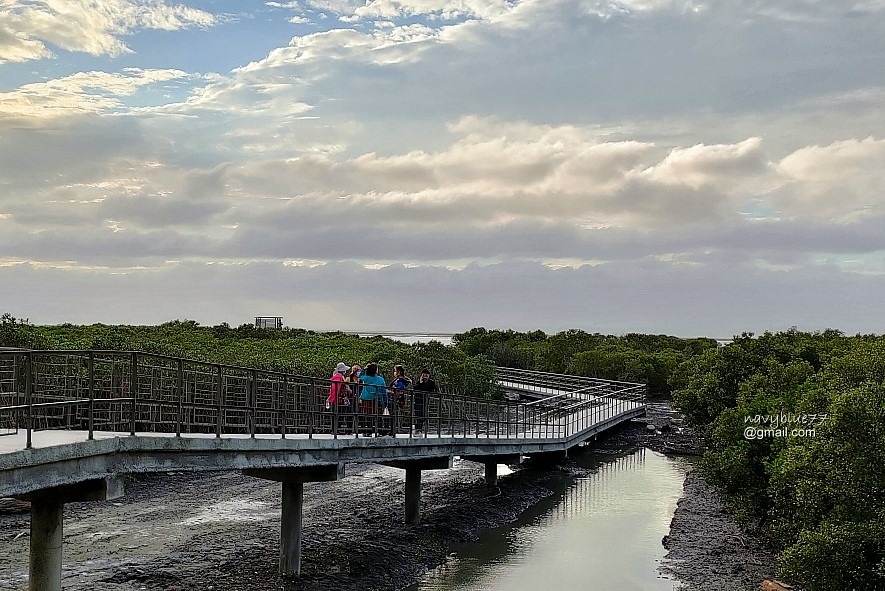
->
[0,350,646,591]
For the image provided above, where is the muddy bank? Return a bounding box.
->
[661,470,778,591]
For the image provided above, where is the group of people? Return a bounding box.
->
[326,362,438,437]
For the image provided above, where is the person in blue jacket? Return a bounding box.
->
[358,363,387,435]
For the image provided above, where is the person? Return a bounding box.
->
[327,362,352,432]
[344,364,362,431]
[412,367,437,437]
[388,365,412,435]
[358,363,387,436]
[390,365,412,409]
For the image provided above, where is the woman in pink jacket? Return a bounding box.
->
[327,362,352,432]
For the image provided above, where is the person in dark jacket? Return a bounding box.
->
[412,367,437,437]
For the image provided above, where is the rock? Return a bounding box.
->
[646,424,657,432]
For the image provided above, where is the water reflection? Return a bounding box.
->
[410,448,686,591]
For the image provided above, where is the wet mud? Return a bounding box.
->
[1,399,778,591]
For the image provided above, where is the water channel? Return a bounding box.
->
[408,447,688,591]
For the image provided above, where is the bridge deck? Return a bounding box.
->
[0,399,645,498]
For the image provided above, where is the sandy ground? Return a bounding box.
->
[0,400,778,591]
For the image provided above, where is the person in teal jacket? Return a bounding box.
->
[358,363,387,435]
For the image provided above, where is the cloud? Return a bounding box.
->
[0,21,52,63]
[0,0,215,62]
[772,137,885,220]
[3,0,885,335]
[641,138,767,189]
[0,68,191,118]
[2,259,884,336]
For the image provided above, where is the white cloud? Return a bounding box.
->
[0,0,215,62]
[0,68,191,118]
[772,137,885,220]
[0,21,52,63]
[642,137,767,189]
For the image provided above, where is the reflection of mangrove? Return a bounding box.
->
[418,449,650,588]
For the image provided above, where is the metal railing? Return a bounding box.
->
[0,351,646,449]
[496,367,647,401]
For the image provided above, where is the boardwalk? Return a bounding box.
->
[0,350,645,590]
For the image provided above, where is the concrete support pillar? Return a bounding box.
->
[404,468,421,525]
[280,482,304,577]
[17,477,124,591]
[244,464,345,578]
[29,500,63,591]
[381,456,453,526]
[484,462,498,487]
[462,454,522,487]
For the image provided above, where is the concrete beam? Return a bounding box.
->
[380,456,453,471]
[244,463,345,483]
[17,477,124,503]
[525,449,568,464]
[461,454,523,465]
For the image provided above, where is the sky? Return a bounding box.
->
[1,0,884,338]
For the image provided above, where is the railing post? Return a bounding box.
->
[408,388,414,437]
[436,392,442,438]
[462,398,468,438]
[281,375,288,439]
[250,369,258,438]
[216,365,223,438]
[332,379,338,439]
[308,378,315,439]
[12,354,20,434]
[176,359,183,437]
[88,352,95,440]
[130,352,137,436]
[25,352,33,449]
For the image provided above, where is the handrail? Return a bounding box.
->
[0,350,646,449]
[496,366,646,389]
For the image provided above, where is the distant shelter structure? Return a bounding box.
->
[254,316,283,329]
